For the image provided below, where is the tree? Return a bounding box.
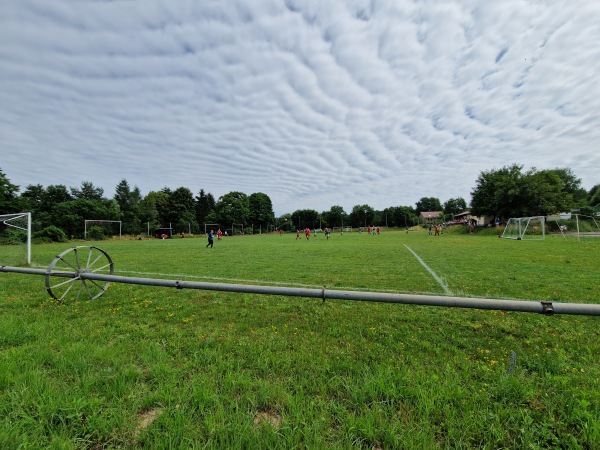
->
[195,189,215,225]
[523,169,571,216]
[143,190,171,227]
[322,205,347,228]
[212,191,249,229]
[290,209,320,230]
[470,164,525,219]
[383,206,417,227]
[52,198,119,238]
[169,187,196,231]
[139,192,161,233]
[349,204,375,228]
[415,197,442,213]
[470,164,579,219]
[443,197,467,217]
[114,179,142,235]
[20,184,44,212]
[248,192,275,230]
[588,184,600,207]
[277,213,292,232]
[36,185,73,230]
[548,168,587,203]
[70,181,104,200]
[0,168,21,213]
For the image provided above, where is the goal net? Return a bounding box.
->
[501,216,546,240]
[332,226,352,233]
[551,214,600,240]
[204,223,219,234]
[84,220,122,239]
[0,212,31,265]
[231,223,244,235]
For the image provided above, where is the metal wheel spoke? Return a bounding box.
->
[49,276,81,291]
[73,247,82,271]
[75,280,85,302]
[55,278,79,302]
[55,254,79,272]
[45,246,114,302]
[89,262,112,274]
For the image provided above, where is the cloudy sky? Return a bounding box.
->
[1,0,599,216]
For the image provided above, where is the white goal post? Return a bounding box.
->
[84,220,122,239]
[0,212,31,264]
[501,216,545,240]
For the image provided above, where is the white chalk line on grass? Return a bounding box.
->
[404,245,453,296]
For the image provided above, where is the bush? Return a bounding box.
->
[86,226,106,240]
[1,228,27,245]
[34,226,67,243]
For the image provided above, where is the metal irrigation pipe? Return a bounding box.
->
[2,265,600,316]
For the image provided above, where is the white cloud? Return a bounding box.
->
[1,0,599,215]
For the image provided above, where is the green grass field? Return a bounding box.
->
[1,228,599,449]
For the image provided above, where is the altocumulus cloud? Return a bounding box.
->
[1,0,599,215]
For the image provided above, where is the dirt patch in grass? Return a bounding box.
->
[134,407,163,438]
[253,410,283,430]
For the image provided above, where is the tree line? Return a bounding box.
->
[0,165,598,241]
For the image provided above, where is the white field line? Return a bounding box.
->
[404,245,453,296]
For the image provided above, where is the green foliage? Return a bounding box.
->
[415,196,442,212]
[70,181,104,200]
[195,189,216,225]
[114,179,143,235]
[248,192,275,228]
[471,164,580,219]
[443,197,467,216]
[169,187,196,228]
[589,184,600,207]
[291,208,320,230]
[212,191,250,229]
[321,205,347,228]
[33,226,67,243]
[0,167,22,213]
[1,228,26,245]
[349,204,376,228]
[86,226,106,240]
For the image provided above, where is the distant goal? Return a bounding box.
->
[501,216,545,240]
[84,220,122,239]
[332,226,352,233]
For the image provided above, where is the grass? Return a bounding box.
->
[1,228,599,448]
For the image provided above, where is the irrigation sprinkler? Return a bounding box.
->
[2,246,600,317]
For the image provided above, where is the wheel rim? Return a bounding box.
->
[45,246,114,302]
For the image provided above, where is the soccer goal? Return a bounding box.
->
[332,226,352,233]
[231,223,244,235]
[0,212,31,265]
[84,220,122,239]
[204,223,219,234]
[501,216,546,240]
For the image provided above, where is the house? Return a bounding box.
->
[419,211,442,224]
[454,211,495,226]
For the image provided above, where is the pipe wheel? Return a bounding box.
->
[45,246,114,302]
